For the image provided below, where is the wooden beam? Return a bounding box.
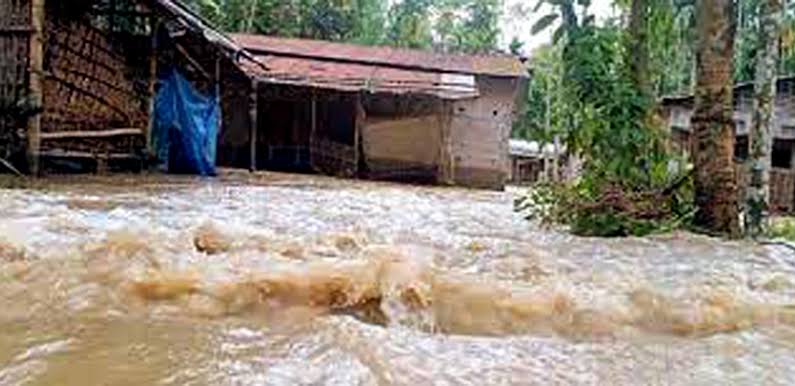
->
[146,19,159,156]
[37,150,140,160]
[249,79,259,172]
[27,0,45,176]
[175,43,211,80]
[40,128,144,140]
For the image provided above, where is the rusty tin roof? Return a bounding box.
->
[232,34,527,98]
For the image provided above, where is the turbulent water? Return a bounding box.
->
[1,171,795,385]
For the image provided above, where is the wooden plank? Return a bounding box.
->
[249,79,258,172]
[40,128,144,140]
[37,150,140,160]
[27,0,44,176]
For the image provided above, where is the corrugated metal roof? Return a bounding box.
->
[239,53,480,99]
[232,34,528,78]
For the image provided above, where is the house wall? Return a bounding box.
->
[40,6,149,154]
[361,94,443,183]
[448,76,521,189]
[664,79,795,140]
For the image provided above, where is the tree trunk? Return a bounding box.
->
[691,0,740,237]
[746,0,782,236]
[627,0,650,98]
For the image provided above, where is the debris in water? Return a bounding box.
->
[760,275,792,292]
[128,273,200,301]
[65,198,120,211]
[465,241,487,253]
[332,233,365,251]
[279,243,305,260]
[0,238,26,262]
[193,222,232,255]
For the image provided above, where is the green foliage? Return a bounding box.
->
[508,37,524,55]
[515,18,694,237]
[769,217,795,241]
[516,177,695,237]
[458,0,502,53]
[185,0,502,53]
[512,44,563,142]
[386,0,433,48]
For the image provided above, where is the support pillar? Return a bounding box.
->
[27,0,45,175]
[146,19,159,157]
[354,93,364,177]
[249,79,258,172]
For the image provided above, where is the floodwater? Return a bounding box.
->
[1,171,795,385]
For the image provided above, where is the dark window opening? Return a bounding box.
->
[772,139,794,169]
[734,135,749,161]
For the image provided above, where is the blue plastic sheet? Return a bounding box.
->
[154,68,219,176]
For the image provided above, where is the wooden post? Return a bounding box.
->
[354,93,364,177]
[249,79,258,172]
[215,55,222,167]
[146,19,158,157]
[27,0,45,176]
[309,92,317,171]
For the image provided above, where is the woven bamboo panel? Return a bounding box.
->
[41,14,147,136]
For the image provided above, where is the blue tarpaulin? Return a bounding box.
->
[154,68,219,176]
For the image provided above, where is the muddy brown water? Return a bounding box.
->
[1,171,795,385]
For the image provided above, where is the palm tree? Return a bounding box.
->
[691,0,740,236]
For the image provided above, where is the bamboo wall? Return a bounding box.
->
[39,7,148,156]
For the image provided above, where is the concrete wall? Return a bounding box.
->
[663,79,795,139]
[447,76,522,189]
[361,94,443,183]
